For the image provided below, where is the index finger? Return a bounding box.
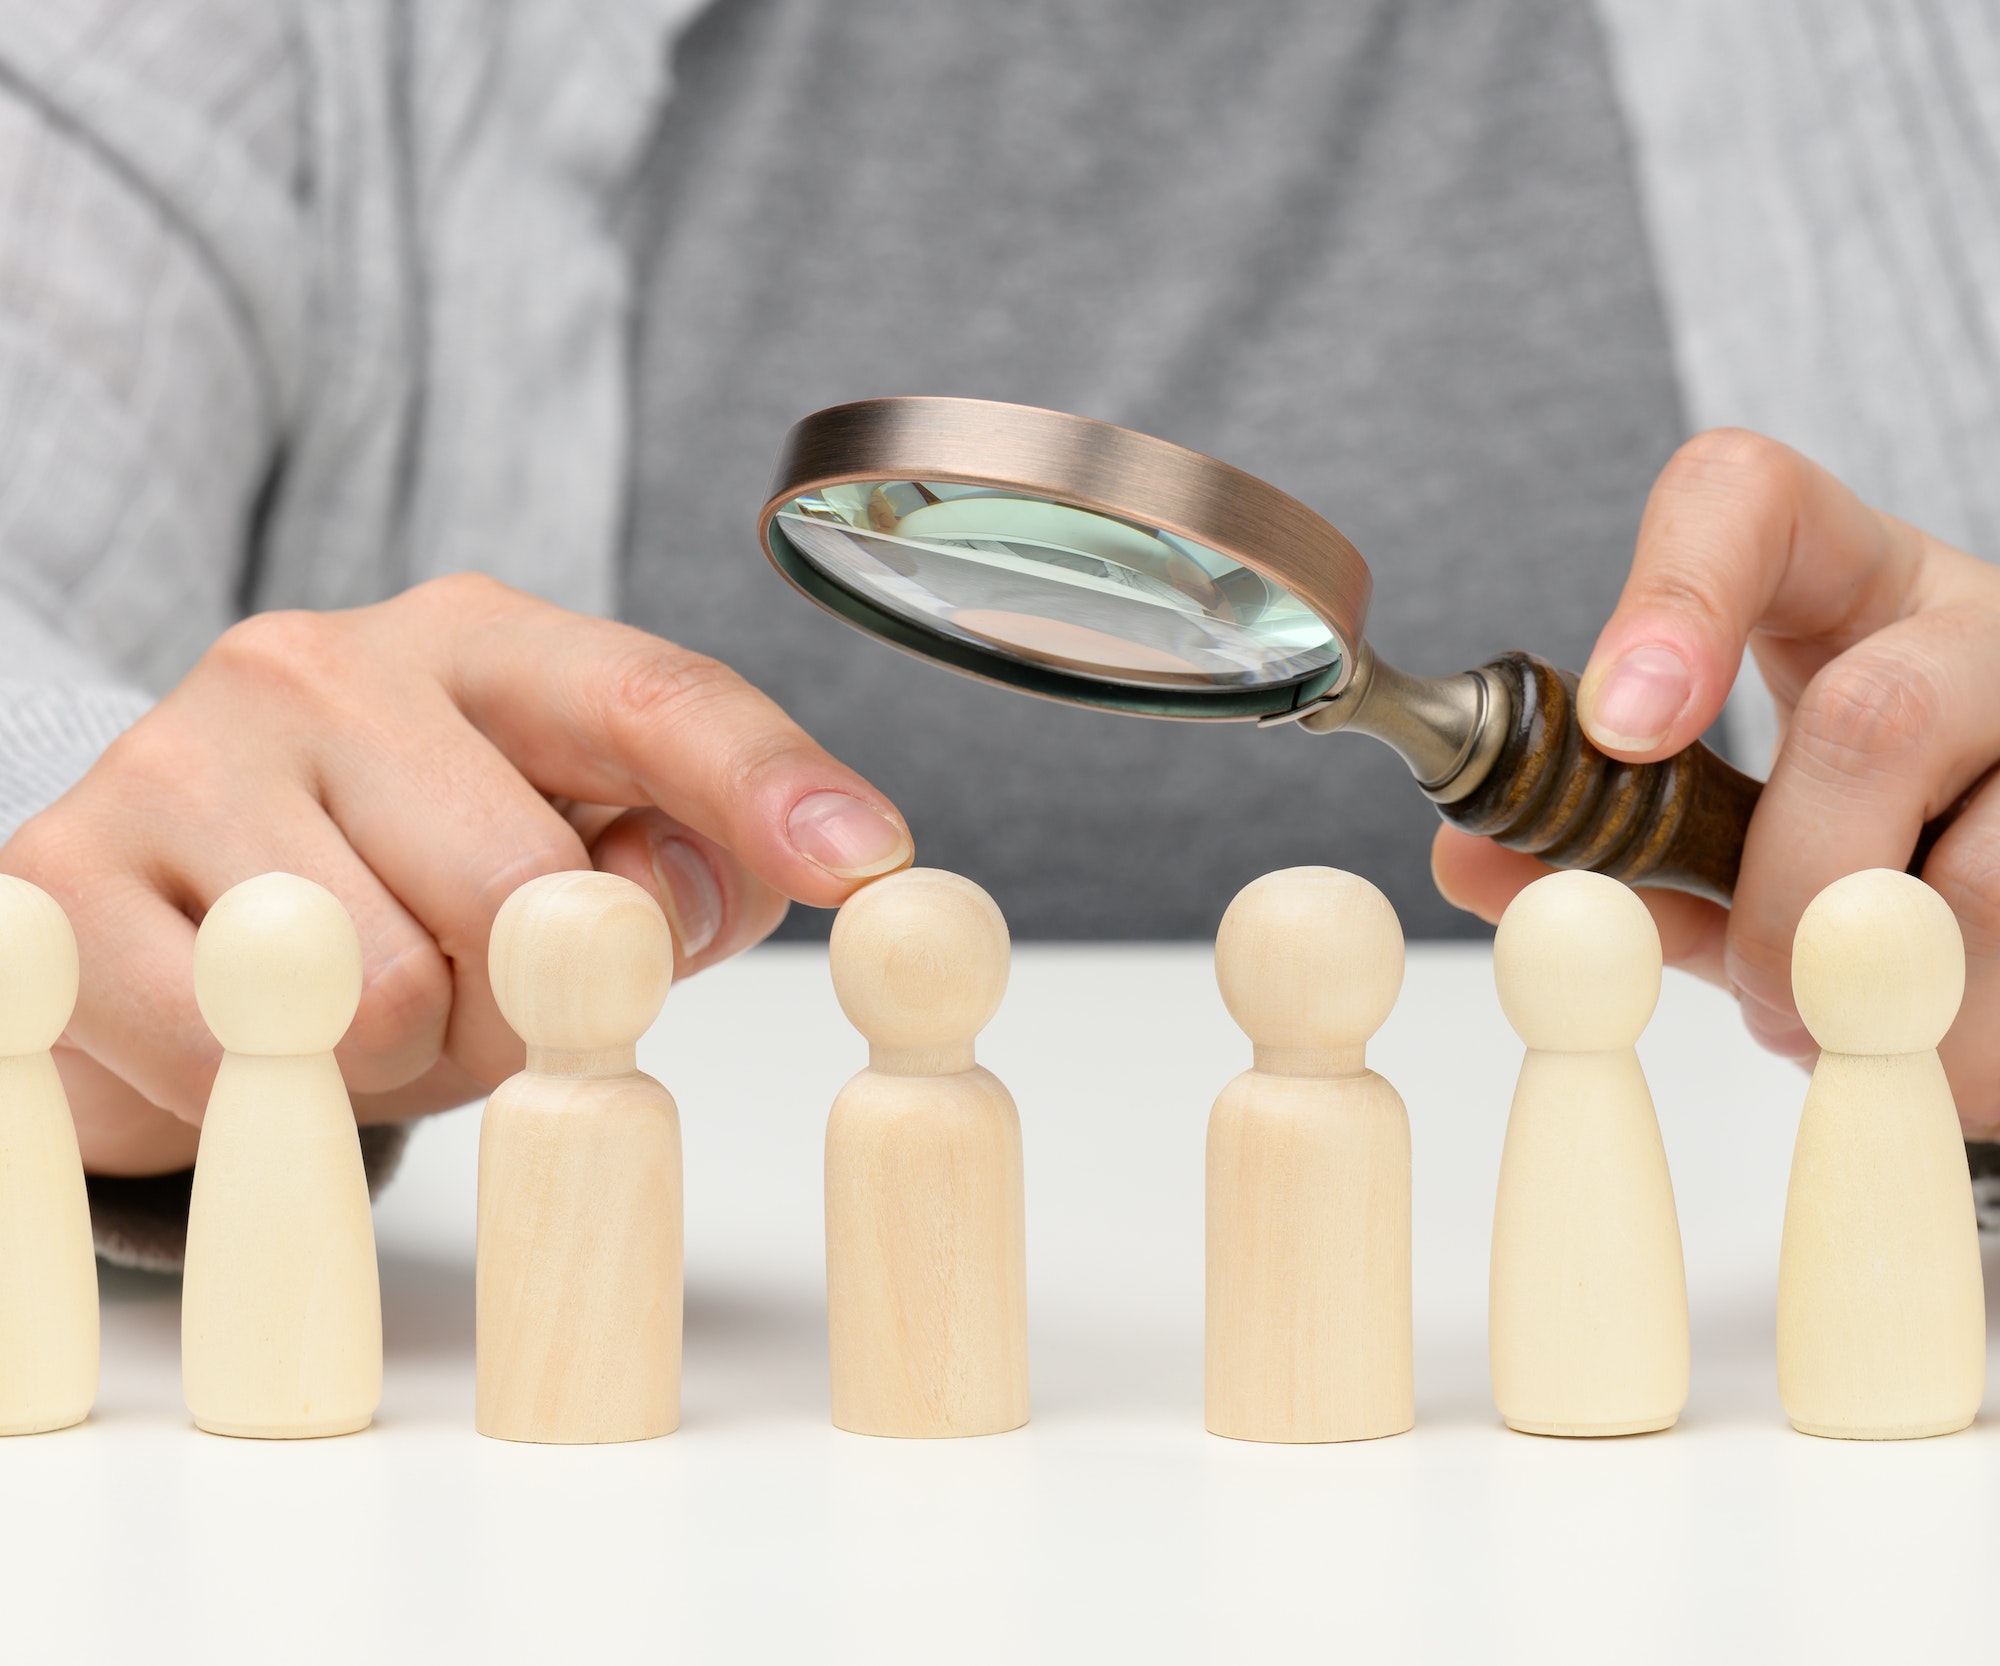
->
[402,576,914,909]
[1576,429,1925,762]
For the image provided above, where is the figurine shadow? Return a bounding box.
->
[678,1281,832,1425]
[114,1232,2000,1436]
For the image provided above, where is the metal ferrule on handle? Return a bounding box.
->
[1294,646,1764,905]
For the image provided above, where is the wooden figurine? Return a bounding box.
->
[182,873,382,1438]
[825,867,1027,1438]
[1206,866,1414,1444]
[1488,870,1688,1436]
[477,871,681,1444]
[1777,867,1984,1439]
[0,877,98,1435]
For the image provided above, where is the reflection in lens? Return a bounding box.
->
[773,482,1341,690]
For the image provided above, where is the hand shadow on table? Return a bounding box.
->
[379,1261,838,1394]
[93,1256,481,1365]
[679,1280,831,1425]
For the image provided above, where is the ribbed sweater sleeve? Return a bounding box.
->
[0,681,154,844]
[0,1,301,834]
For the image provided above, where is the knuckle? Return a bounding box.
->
[596,645,753,746]
[206,609,346,700]
[1791,655,1936,773]
[1629,568,1735,642]
[1,803,153,960]
[402,571,520,618]
[717,728,806,799]
[9,719,189,867]
[1663,427,1795,499]
[0,803,73,881]
[92,713,199,799]
[63,711,236,843]
[594,644,816,797]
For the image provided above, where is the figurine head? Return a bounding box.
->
[1215,867,1405,1054]
[488,871,675,1053]
[830,868,1010,1052]
[1494,869,1662,1052]
[195,872,364,1055]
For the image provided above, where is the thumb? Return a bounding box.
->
[1576,429,1916,763]
[396,576,916,909]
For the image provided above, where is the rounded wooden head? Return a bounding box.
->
[194,873,364,1055]
[829,868,1009,1049]
[1493,870,1661,1051]
[1792,868,1964,1055]
[1214,867,1404,1050]
[488,871,674,1052]
[0,875,78,1055]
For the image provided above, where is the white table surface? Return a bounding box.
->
[10,942,1998,1665]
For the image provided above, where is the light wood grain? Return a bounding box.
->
[182,874,381,1439]
[1777,869,1983,1440]
[826,1066,1027,1437]
[478,1071,682,1443]
[1206,1068,1412,1442]
[477,871,681,1444]
[1488,870,1688,1437]
[1206,867,1413,1444]
[826,868,1027,1438]
[0,878,96,1436]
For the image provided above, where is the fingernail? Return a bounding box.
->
[787,791,912,879]
[1582,645,1692,750]
[649,834,722,959]
[1737,989,1816,1059]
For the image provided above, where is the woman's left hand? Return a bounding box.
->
[1432,428,2000,1135]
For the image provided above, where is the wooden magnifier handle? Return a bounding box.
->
[1437,652,1762,907]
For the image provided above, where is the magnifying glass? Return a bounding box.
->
[757,396,1762,905]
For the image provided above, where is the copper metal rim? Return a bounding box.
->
[756,396,1374,722]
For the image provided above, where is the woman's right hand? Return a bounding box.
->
[2,574,914,1174]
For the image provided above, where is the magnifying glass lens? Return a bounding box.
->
[773,482,1341,690]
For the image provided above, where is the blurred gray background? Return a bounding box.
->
[624,0,1682,941]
